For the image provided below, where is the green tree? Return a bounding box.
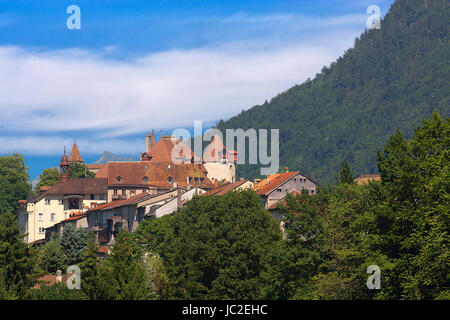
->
[0,212,35,298]
[69,163,95,179]
[98,229,150,300]
[0,268,16,300]
[36,237,68,274]
[60,223,89,265]
[138,190,281,299]
[313,182,391,300]
[336,160,355,185]
[142,252,169,300]
[26,282,88,300]
[260,189,326,299]
[34,167,60,194]
[79,232,101,300]
[377,111,449,299]
[0,154,30,213]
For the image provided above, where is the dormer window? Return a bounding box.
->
[116,176,122,183]
[167,176,172,183]
[143,176,148,183]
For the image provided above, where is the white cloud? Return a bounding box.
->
[0,13,365,155]
[0,135,143,156]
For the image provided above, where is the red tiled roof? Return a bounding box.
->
[86,164,105,170]
[96,161,215,189]
[68,143,84,163]
[202,179,250,196]
[147,136,200,163]
[100,192,150,210]
[41,178,108,196]
[252,172,299,195]
[32,274,72,289]
[86,200,122,212]
[62,212,87,222]
[96,246,110,254]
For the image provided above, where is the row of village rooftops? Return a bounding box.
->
[17,131,380,245]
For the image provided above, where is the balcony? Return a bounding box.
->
[112,194,127,200]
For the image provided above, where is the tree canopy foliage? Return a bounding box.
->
[0,154,30,213]
[136,190,281,299]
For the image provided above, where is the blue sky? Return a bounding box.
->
[0,0,394,179]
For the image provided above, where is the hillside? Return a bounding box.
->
[217,0,449,184]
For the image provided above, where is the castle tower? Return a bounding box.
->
[60,147,69,183]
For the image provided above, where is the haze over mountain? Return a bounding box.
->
[94,151,136,164]
[217,0,449,184]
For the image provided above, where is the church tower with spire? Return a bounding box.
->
[60,147,69,183]
[68,138,84,164]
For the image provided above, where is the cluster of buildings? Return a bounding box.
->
[18,130,380,249]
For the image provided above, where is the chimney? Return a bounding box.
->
[146,133,151,154]
[285,166,289,173]
[18,200,27,208]
[266,176,270,185]
[56,270,62,283]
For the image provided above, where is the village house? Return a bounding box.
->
[18,149,108,244]
[146,187,206,218]
[84,188,183,245]
[252,168,319,221]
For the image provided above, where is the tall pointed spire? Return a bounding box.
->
[68,138,84,164]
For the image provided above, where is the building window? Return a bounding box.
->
[58,199,63,205]
[38,213,43,222]
[38,227,45,234]
[51,213,56,222]
[122,189,126,196]
[294,178,297,182]
[277,189,282,192]
[45,198,50,205]
[116,176,122,183]
[99,194,105,200]
[113,189,118,195]
[143,176,148,183]
[200,178,204,184]
[194,177,199,184]
[167,176,172,183]
[90,194,95,200]
[311,190,315,194]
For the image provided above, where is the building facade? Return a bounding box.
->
[18,151,107,243]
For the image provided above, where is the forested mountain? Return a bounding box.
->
[217,0,449,184]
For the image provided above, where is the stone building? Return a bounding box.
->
[252,168,319,221]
